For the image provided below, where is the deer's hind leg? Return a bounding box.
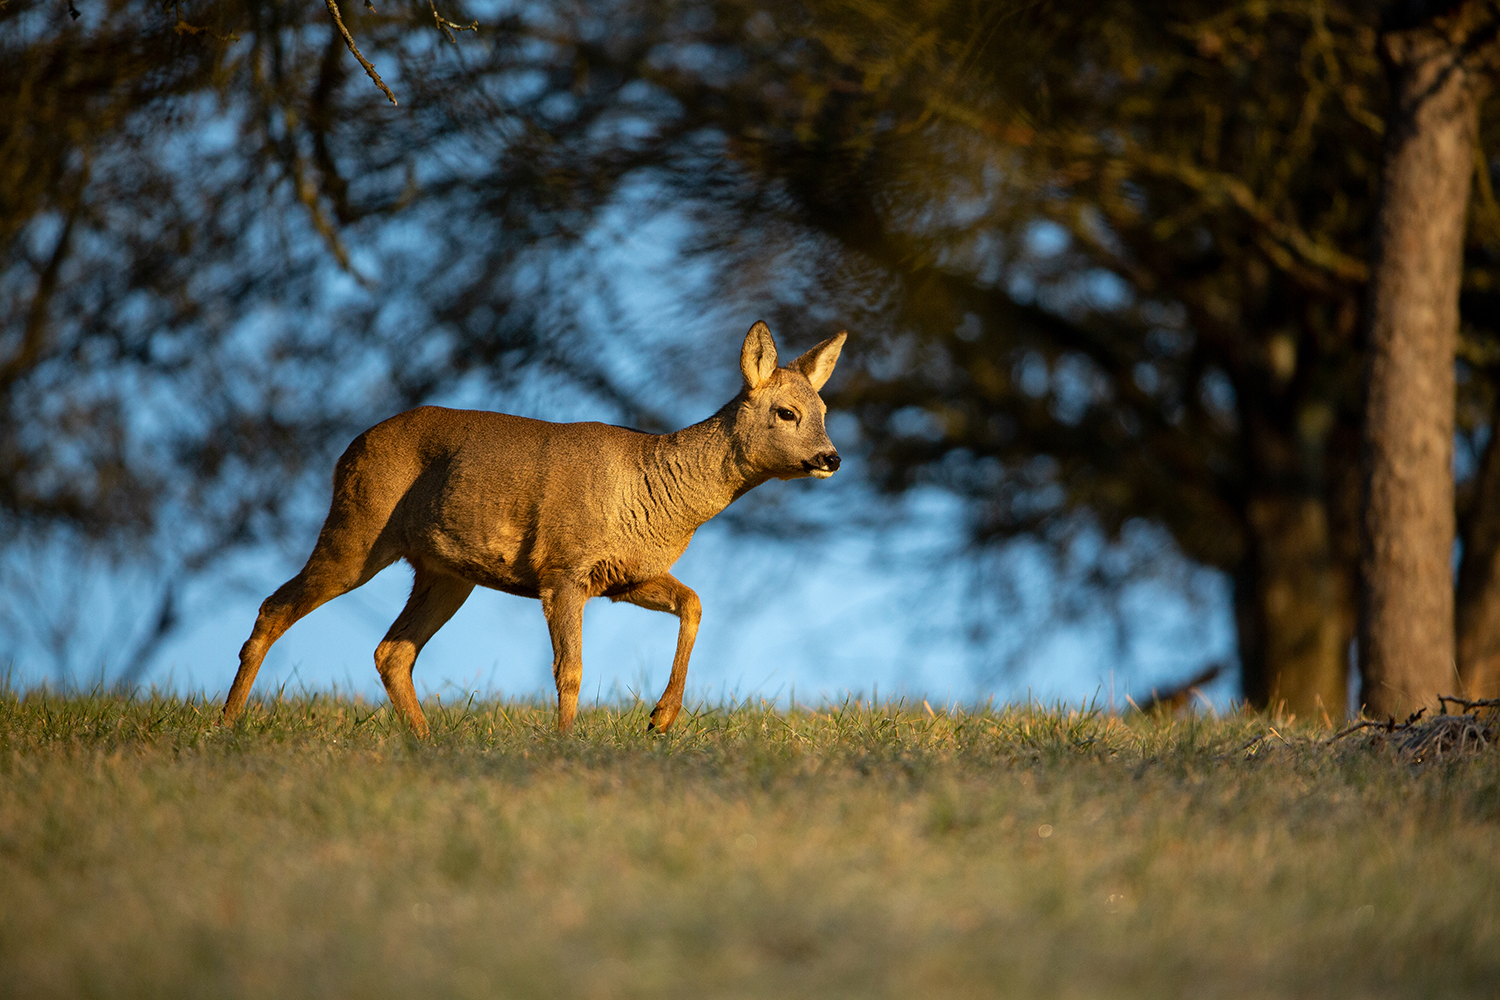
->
[223,476,407,725]
[612,574,701,733]
[223,535,400,725]
[374,567,474,738]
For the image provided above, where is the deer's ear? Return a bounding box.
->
[740,321,778,389]
[792,331,847,390]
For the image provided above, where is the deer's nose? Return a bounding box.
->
[821,451,841,472]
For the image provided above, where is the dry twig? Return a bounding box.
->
[1223,732,1266,760]
[1393,714,1491,762]
[1437,695,1500,714]
[324,0,397,106]
[1329,708,1425,743]
[1328,719,1388,742]
[1326,699,1497,762]
[430,0,478,44]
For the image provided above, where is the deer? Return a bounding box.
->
[220,321,846,736]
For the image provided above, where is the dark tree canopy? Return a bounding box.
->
[0,0,683,679]
[10,0,1500,710]
[543,0,1500,712]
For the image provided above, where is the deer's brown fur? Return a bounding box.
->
[221,322,846,734]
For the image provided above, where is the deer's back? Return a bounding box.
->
[337,406,668,595]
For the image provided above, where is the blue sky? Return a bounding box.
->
[98,429,1238,712]
[4,343,1239,711]
[2,141,1240,710]
[144,511,1238,711]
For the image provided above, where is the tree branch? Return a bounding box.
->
[323,0,397,106]
[430,0,477,45]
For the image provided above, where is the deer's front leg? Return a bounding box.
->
[541,581,588,732]
[613,574,701,732]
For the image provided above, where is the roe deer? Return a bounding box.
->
[221,322,846,735]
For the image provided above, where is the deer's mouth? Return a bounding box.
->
[801,455,840,478]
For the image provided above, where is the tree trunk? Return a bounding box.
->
[1359,10,1493,718]
[1456,399,1500,698]
[1237,495,1354,721]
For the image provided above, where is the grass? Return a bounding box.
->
[1,690,1497,999]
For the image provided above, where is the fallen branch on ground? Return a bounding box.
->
[1327,699,1498,762]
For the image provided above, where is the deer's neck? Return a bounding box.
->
[641,404,764,534]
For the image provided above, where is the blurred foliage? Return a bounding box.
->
[10,0,1500,706]
[567,0,1500,712]
[0,0,668,549]
[0,0,684,679]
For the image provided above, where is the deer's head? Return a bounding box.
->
[732,321,846,481]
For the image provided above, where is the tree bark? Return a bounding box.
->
[1359,7,1495,717]
[1456,396,1500,698]
[1237,495,1355,721]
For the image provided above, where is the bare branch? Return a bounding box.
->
[1327,719,1387,742]
[1437,693,1500,713]
[1,195,80,394]
[173,19,241,43]
[172,5,240,43]
[323,0,397,107]
[430,0,477,45]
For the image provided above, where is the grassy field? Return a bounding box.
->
[1,691,1496,999]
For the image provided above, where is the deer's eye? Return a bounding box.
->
[775,407,797,422]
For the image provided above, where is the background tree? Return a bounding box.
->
[608,0,1500,715]
[14,0,1500,711]
[0,0,676,682]
[1361,0,1500,716]
[608,0,1380,716]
